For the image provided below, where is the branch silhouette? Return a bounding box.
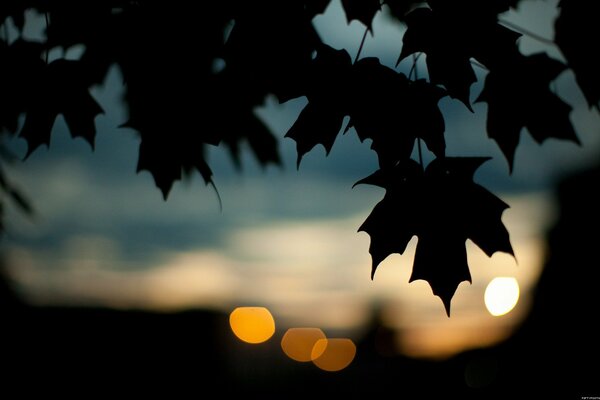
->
[0,0,594,314]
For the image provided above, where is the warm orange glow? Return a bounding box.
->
[281,328,326,362]
[229,307,275,344]
[311,338,356,372]
[485,277,520,317]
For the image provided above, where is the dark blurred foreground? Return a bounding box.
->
[2,164,599,398]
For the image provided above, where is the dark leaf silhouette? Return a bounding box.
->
[555,0,600,108]
[19,59,103,157]
[271,46,447,172]
[115,2,231,199]
[135,137,214,200]
[398,7,476,108]
[348,58,446,167]
[477,53,579,170]
[470,23,522,71]
[357,157,514,315]
[220,99,281,169]
[355,159,424,272]
[405,79,447,157]
[287,102,346,168]
[384,0,421,21]
[398,6,522,108]
[341,0,381,31]
[286,45,352,167]
[349,58,415,166]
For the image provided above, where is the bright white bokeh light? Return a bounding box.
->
[484,277,520,317]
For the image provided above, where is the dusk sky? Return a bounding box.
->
[3,0,599,359]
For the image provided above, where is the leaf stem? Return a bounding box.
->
[408,52,422,80]
[498,18,555,46]
[209,180,223,213]
[354,27,369,64]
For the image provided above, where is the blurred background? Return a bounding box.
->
[1,0,599,396]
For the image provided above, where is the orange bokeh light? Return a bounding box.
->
[229,307,275,344]
[281,327,326,362]
[311,338,356,372]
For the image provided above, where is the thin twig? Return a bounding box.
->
[498,18,555,46]
[413,53,419,80]
[354,27,369,64]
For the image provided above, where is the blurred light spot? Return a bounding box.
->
[311,338,356,372]
[464,355,498,388]
[229,307,275,344]
[485,277,520,316]
[281,328,326,362]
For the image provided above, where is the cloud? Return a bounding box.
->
[6,192,551,358]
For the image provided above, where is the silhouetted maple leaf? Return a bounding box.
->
[471,23,522,72]
[384,0,421,21]
[286,45,352,167]
[357,157,514,315]
[406,79,447,157]
[398,8,476,108]
[117,2,233,199]
[220,100,281,169]
[341,0,381,31]
[285,49,447,170]
[124,85,220,200]
[348,58,446,167]
[398,6,522,108]
[19,59,103,158]
[477,53,579,170]
[287,103,347,168]
[136,136,214,200]
[555,0,600,108]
